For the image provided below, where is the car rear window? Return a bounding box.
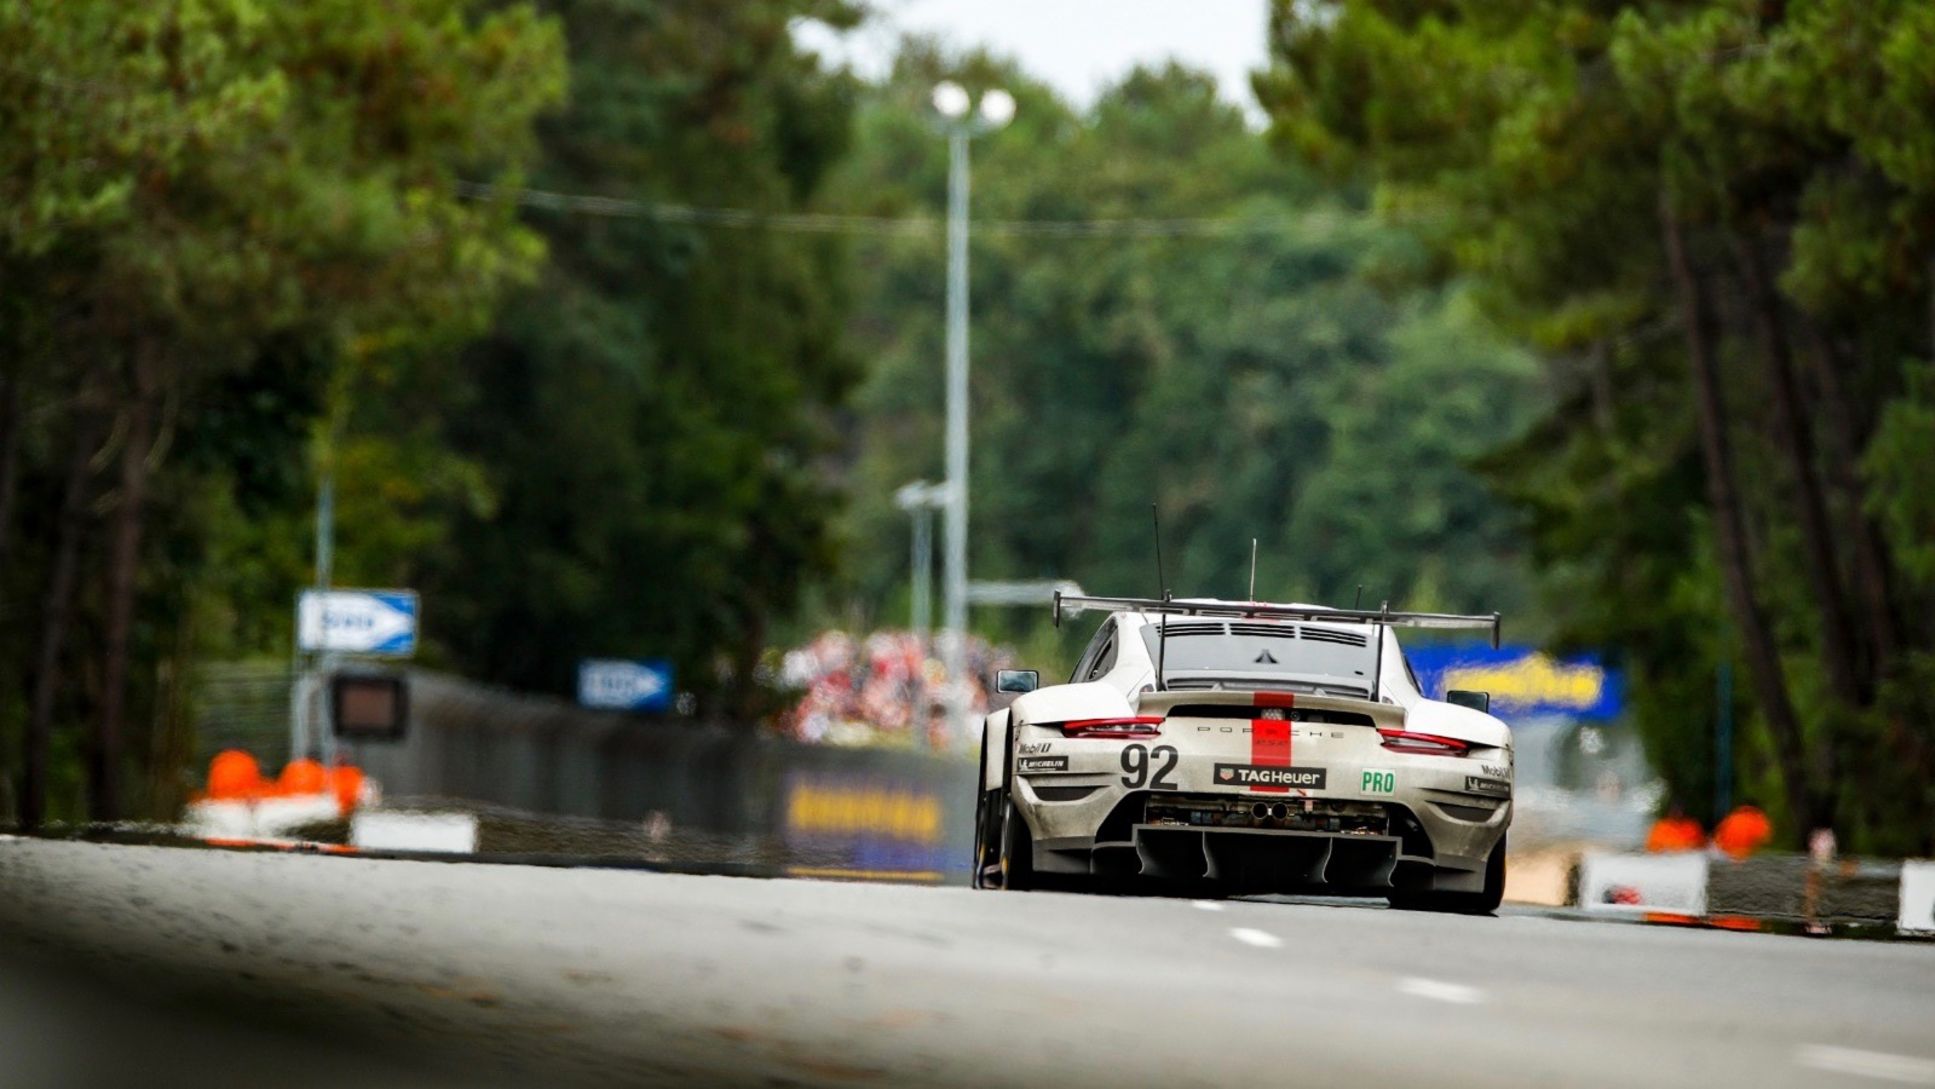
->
[1140,620,1375,691]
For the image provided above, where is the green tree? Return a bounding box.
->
[820,47,1544,672]
[1261,0,1935,850]
[402,0,864,715]
[0,0,564,824]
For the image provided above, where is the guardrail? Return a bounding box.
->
[1575,849,1935,937]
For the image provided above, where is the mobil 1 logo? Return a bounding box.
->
[1464,776,1511,797]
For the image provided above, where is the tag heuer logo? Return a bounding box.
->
[1212,764,1327,789]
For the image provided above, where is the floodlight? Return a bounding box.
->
[978,88,1016,128]
[931,81,970,119]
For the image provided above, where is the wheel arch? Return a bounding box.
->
[980,708,1012,792]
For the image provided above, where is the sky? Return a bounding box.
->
[795,0,1274,114]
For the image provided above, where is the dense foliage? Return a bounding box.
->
[821,47,1546,668]
[398,0,863,709]
[9,0,1928,855]
[0,0,565,824]
[0,0,856,823]
[1260,0,1935,851]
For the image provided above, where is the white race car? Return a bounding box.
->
[972,594,1513,913]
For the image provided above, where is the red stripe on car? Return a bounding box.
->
[1250,717,1291,794]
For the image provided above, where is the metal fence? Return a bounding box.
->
[192,660,294,768]
[343,671,977,879]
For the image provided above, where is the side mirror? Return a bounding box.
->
[995,669,1039,695]
[1446,689,1490,714]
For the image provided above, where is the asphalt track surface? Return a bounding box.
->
[4,837,1934,1089]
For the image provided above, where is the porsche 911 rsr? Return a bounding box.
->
[972,595,1513,913]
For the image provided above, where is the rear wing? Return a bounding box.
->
[1052,592,1502,650]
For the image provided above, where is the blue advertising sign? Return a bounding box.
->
[297,589,419,656]
[577,658,674,712]
[1404,644,1623,721]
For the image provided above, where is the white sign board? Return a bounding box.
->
[298,590,418,656]
[1578,851,1709,916]
[1900,860,1935,934]
[350,811,478,855]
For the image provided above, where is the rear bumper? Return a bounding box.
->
[1022,784,1509,895]
[1130,825,1426,894]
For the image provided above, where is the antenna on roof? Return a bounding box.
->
[1353,584,1364,610]
[1153,503,1169,691]
[1248,538,1259,602]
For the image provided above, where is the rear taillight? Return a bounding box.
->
[1378,728,1471,756]
[1059,716,1164,739]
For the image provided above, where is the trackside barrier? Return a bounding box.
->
[1578,849,1930,934]
[1578,851,1708,916]
[338,671,976,879]
[1707,853,1902,925]
[349,811,479,855]
[1902,861,1935,935]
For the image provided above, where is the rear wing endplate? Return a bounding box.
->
[1053,592,1501,650]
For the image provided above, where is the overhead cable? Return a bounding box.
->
[456,181,1311,239]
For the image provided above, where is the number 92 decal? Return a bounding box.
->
[1120,743,1180,789]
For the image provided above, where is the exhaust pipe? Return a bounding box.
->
[1251,802,1270,821]
[1269,803,1289,821]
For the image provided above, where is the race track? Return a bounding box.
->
[3,837,1932,1088]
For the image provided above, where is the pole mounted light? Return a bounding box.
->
[931,80,971,119]
[929,80,1013,747]
[977,88,1016,128]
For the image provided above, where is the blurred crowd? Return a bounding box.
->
[776,630,1014,749]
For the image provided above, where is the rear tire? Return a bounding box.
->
[1388,834,1506,916]
[998,795,1036,892]
[969,719,1043,893]
[970,788,1002,889]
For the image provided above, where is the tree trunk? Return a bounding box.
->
[732,607,767,726]
[1799,320,1898,671]
[149,608,197,819]
[1661,199,1821,840]
[1796,323,1930,781]
[0,371,18,823]
[22,411,100,831]
[1731,234,1865,706]
[1588,340,1615,436]
[0,369,21,580]
[94,342,161,823]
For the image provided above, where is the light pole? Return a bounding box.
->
[893,480,948,642]
[895,479,947,745]
[931,80,1014,745]
[290,449,336,765]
